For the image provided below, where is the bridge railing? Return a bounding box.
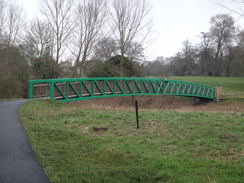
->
[28,77,216,102]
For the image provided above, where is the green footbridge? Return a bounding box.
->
[28,77,216,102]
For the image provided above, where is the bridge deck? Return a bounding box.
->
[28,77,216,102]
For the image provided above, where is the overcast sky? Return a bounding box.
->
[12,0,244,60]
[150,0,244,60]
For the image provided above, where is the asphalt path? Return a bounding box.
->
[0,100,50,183]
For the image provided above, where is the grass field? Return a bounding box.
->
[20,98,244,183]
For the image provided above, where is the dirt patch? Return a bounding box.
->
[93,127,108,131]
[219,134,239,142]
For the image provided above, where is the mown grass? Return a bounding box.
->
[20,99,244,183]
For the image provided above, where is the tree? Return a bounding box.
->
[209,14,236,76]
[198,32,215,75]
[181,40,197,75]
[5,3,25,45]
[109,0,153,77]
[103,55,142,77]
[24,18,54,61]
[169,40,197,76]
[228,30,244,76]
[22,18,60,79]
[94,37,118,61]
[31,56,60,79]
[222,35,238,77]
[0,45,29,98]
[126,42,145,63]
[0,0,29,99]
[0,1,25,45]
[84,59,105,76]
[211,1,244,76]
[143,57,170,76]
[70,0,107,77]
[40,0,75,63]
[0,1,25,75]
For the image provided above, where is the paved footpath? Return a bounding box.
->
[0,100,50,183]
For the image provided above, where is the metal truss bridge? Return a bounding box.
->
[28,77,216,102]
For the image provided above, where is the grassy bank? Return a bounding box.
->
[20,99,244,183]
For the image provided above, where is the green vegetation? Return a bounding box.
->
[20,100,244,183]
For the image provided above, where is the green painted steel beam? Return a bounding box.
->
[28,82,33,99]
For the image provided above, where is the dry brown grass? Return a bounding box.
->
[67,96,244,113]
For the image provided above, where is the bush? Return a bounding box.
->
[87,70,110,77]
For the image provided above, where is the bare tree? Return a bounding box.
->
[0,1,25,74]
[94,37,118,62]
[1,2,25,45]
[233,30,244,76]
[0,1,29,98]
[109,0,153,77]
[24,18,54,61]
[198,32,214,75]
[209,14,236,76]
[223,28,244,76]
[70,0,107,77]
[40,0,75,63]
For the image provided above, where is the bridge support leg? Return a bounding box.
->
[29,83,33,99]
[50,82,54,99]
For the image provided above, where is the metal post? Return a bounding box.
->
[66,82,69,99]
[50,81,54,99]
[135,100,139,129]
[28,82,33,99]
